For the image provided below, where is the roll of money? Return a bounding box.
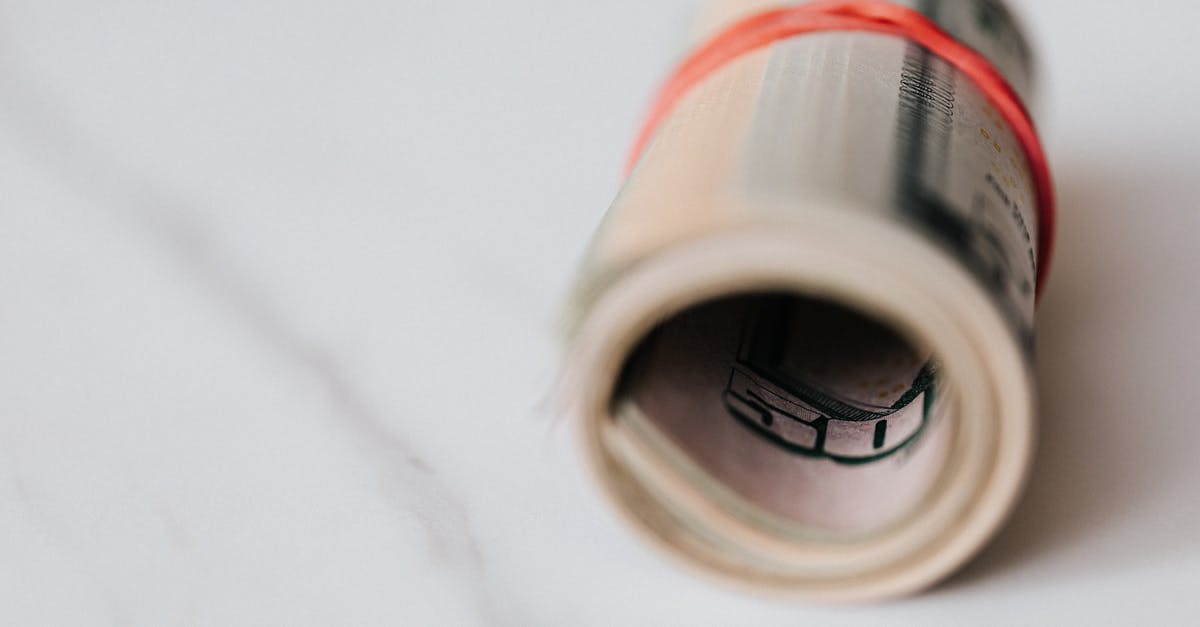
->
[559,0,1050,601]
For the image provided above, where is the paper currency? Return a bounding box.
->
[560,0,1046,601]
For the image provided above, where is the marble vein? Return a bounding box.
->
[0,60,505,624]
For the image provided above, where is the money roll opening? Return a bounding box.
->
[615,293,951,539]
[568,245,1034,600]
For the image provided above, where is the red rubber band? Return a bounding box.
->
[626,0,1055,298]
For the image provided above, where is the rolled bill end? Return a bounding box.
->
[561,216,1034,600]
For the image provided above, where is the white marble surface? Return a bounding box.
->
[2,1,1199,625]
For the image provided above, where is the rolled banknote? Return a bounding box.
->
[559,0,1051,601]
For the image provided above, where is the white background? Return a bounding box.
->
[1,1,1197,625]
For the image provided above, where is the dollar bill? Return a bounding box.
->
[560,0,1043,601]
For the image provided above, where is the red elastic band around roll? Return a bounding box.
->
[625,0,1055,298]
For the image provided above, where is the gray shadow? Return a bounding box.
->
[941,153,1200,590]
